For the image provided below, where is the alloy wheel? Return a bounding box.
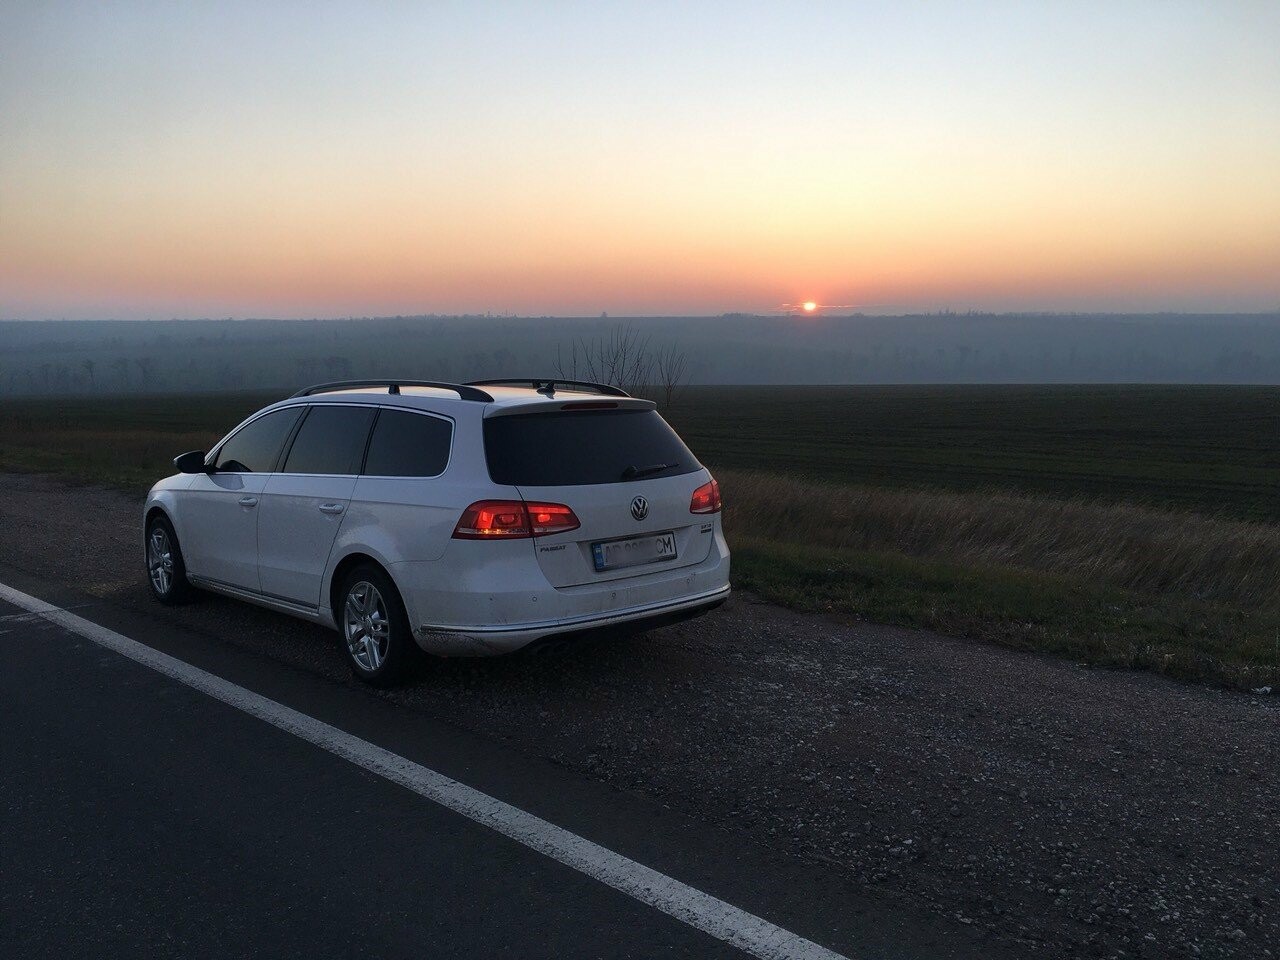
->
[344,581,390,671]
[148,526,174,596]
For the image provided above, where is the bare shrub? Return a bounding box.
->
[653,344,688,409]
[555,322,687,407]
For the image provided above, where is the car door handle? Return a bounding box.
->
[238,496,258,507]
[318,503,345,515]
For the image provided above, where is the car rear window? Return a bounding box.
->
[484,409,700,486]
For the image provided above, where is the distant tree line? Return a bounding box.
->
[3,313,1280,396]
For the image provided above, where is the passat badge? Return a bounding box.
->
[630,496,649,521]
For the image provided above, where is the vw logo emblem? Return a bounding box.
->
[630,496,649,521]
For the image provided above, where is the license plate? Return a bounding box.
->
[592,531,678,572]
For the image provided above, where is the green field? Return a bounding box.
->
[5,384,1280,517]
[668,385,1280,522]
[3,385,1280,689]
[0,391,278,492]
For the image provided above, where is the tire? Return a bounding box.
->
[145,514,196,605]
[337,564,418,687]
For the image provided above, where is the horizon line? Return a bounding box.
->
[5,309,1280,325]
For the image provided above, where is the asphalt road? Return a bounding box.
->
[1,593,741,959]
[0,584,1004,960]
[1,472,1277,959]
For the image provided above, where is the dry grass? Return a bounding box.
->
[720,470,1280,689]
[721,469,1280,612]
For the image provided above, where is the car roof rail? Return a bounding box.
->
[290,380,494,401]
[464,378,631,398]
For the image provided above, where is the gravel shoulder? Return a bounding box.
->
[3,472,1276,959]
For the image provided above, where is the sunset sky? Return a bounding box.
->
[2,1,1277,320]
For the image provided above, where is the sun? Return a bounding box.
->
[802,301,818,313]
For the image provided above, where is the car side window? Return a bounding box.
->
[213,408,303,473]
[281,405,376,475]
[363,409,453,477]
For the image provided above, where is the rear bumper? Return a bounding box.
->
[412,583,730,655]
[395,529,731,655]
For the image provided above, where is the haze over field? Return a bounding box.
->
[2,2,1277,322]
[5,313,1280,394]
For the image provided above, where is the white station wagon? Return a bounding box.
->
[143,379,731,684]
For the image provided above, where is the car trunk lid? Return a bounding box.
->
[482,405,714,588]
[517,472,714,587]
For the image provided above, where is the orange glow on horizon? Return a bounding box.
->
[1,4,1277,318]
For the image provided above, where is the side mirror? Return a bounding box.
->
[174,450,208,474]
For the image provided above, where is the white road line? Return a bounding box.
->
[0,580,851,960]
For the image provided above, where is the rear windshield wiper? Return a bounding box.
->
[621,462,679,480]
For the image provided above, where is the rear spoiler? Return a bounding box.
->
[483,397,656,417]
[465,378,630,398]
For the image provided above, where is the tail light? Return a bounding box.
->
[526,502,580,535]
[452,500,579,539]
[690,477,722,514]
[453,500,530,538]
